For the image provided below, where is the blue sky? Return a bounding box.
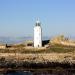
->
[0,0,75,37]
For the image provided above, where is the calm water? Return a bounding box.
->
[0,36,50,44]
[0,69,75,75]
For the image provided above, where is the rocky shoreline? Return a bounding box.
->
[0,53,75,70]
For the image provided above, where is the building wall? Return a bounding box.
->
[34,26,42,47]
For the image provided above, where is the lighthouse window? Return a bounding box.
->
[36,23,40,26]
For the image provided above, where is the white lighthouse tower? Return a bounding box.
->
[34,19,42,48]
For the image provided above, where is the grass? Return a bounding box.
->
[48,44,75,53]
[0,44,75,53]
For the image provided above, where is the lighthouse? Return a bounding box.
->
[34,19,42,48]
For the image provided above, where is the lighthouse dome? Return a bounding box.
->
[35,19,41,26]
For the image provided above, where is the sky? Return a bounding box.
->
[0,0,75,37]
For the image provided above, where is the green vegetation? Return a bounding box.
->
[48,44,75,53]
[0,44,75,53]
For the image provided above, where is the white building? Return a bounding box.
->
[34,19,42,48]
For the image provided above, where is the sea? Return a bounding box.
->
[0,36,74,44]
[0,36,50,44]
[0,69,75,75]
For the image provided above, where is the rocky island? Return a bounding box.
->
[0,35,75,73]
